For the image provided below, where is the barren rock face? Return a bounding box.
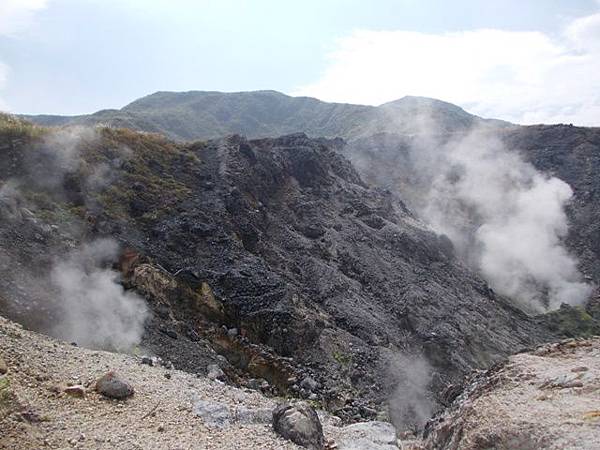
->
[0,128,554,420]
[423,338,600,450]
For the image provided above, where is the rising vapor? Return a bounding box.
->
[0,125,149,350]
[50,238,148,351]
[422,128,592,310]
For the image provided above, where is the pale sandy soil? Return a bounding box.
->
[424,338,600,449]
[0,315,303,450]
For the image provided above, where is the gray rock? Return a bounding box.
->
[141,356,154,366]
[95,372,134,399]
[234,406,272,424]
[337,421,398,450]
[246,378,269,391]
[193,400,231,428]
[227,328,238,338]
[272,402,324,450]
[207,364,226,381]
[300,376,319,392]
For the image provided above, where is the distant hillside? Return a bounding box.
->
[21,90,508,141]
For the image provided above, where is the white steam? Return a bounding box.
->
[0,125,148,351]
[421,129,592,310]
[49,239,148,351]
[387,352,434,431]
[348,113,592,310]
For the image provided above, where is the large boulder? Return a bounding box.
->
[272,402,324,450]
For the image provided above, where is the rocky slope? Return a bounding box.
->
[21,91,507,141]
[345,125,600,305]
[2,314,408,450]
[4,313,597,450]
[0,118,554,428]
[423,337,600,450]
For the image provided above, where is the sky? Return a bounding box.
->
[1,0,599,125]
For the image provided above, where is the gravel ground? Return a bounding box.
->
[0,315,304,450]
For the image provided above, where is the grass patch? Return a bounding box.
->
[543,304,600,338]
[332,350,352,366]
[0,377,17,420]
[0,113,48,139]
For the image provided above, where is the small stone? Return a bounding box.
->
[164,372,172,380]
[207,364,226,381]
[158,423,165,432]
[0,357,7,375]
[227,328,238,338]
[95,371,134,399]
[141,356,154,366]
[571,366,589,373]
[300,376,320,392]
[166,329,178,339]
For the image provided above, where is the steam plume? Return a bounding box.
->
[49,238,148,351]
[422,128,592,310]
[348,114,592,310]
[0,125,149,350]
[387,352,434,431]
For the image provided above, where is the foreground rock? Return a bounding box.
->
[273,403,324,450]
[95,372,135,399]
[423,338,600,449]
[336,421,398,449]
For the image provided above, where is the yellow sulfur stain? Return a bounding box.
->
[583,411,600,420]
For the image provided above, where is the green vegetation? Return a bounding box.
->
[0,113,48,139]
[92,127,196,222]
[332,350,352,366]
[21,90,501,142]
[542,304,600,338]
[0,377,17,420]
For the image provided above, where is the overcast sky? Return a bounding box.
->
[1,0,599,125]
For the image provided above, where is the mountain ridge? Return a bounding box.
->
[20,90,509,141]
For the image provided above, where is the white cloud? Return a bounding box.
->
[0,0,48,111]
[0,0,48,36]
[294,13,600,125]
[0,62,8,110]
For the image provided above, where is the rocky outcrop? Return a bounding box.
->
[423,338,600,450]
[0,126,554,423]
